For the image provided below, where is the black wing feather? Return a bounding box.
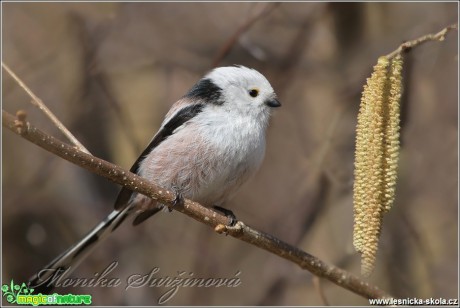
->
[113,103,205,210]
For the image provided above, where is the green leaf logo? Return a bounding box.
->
[2,280,34,304]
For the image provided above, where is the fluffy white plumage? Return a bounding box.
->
[135,66,278,209]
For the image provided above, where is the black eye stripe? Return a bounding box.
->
[249,89,259,97]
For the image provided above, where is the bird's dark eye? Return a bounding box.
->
[249,89,259,98]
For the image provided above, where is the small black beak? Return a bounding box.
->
[265,98,281,108]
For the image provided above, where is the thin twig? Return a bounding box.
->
[385,23,458,59]
[3,109,392,301]
[2,62,91,154]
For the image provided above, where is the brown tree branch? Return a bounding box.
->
[385,23,458,59]
[3,109,391,300]
[2,62,91,154]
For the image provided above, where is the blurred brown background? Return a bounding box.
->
[2,2,458,306]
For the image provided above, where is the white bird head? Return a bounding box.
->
[205,66,281,115]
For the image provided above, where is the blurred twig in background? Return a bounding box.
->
[71,14,143,153]
[211,3,280,67]
[313,276,330,306]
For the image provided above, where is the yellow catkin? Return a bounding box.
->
[353,57,389,254]
[383,55,403,212]
[353,55,403,276]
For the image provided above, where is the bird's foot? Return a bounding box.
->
[168,187,184,212]
[213,205,237,226]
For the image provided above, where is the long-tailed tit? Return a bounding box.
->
[28,65,281,292]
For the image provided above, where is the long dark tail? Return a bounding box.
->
[28,206,132,294]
